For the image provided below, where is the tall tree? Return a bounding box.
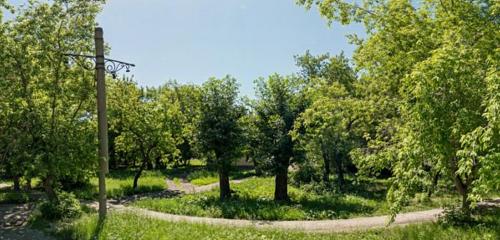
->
[158,81,202,167]
[198,76,244,200]
[298,0,500,215]
[293,53,361,188]
[0,0,103,200]
[108,79,176,191]
[253,74,306,201]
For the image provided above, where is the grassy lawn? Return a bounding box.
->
[39,207,500,240]
[71,167,254,200]
[73,170,168,200]
[0,178,43,204]
[132,177,457,220]
[187,169,255,186]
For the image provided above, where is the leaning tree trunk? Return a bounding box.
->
[133,160,148,192]
[274,167,289,201]
[219,168,231,200]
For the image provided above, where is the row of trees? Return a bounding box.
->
[0,0,498,218]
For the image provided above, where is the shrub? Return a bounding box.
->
[438,206,474,226]
[0,191,31,204]
[39,191,82,220]
[291,162,321,185]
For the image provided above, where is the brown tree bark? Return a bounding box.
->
[219,169,231,200]
[274,167,289,201]
[133,161,147,192]
[43,175,57,202]
[451,157,471,214]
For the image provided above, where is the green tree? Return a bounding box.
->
[198,76,244,200]
[0,0,103,200]
[157,81,202,167]
[253,74,306,201]
[299,0,500,215]
[293,53,362,188]
[108,79,176,191]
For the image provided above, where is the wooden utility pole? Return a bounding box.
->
[95,27,108,218]
[65,27,134,218]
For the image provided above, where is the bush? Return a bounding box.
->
[0,191,31,204]
[39,191,82,220]
[438,206,474,226]
[291,162,321,185]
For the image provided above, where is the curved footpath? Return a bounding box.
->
[116,206,443,233]
[111,198,499,233]
[87,179,500,233]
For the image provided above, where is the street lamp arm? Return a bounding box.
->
[63,53,135,79]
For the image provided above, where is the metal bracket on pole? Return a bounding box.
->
[63,27,135,218]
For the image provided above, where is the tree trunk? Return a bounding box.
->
[25,178,32,191]
[451,157,471,214]
[13,176,20,191]
[274,167,289,201]
[427,171,440,198]
[453,173,470,214]
[322,151,331,182]
[133,161,147,192]
[252,157,262,176]
[334,153,345,189]
[43,175,57,202]
[219,169,231,200]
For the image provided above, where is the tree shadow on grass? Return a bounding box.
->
[91,216,106,239]
[195,193,375,220]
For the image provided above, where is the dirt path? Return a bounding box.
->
[116,206,442,233]
[165,178,248,194]
[112,199,500,233]
[0,204,55,240]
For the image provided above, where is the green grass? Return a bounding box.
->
[73,170,167,200]
[133,177,457,221]
[0,178,43,203]
[187,169,255,186]
[42,207,500,240]
[0,190,32,203]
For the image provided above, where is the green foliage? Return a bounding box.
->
[198,76,244,169]
[0,191,31,204]
[187,170,218,186]
[292,52,363,186]
[187,169,256,186]
[0,0,104,200]
[108,79,177,190]
[155,81,203,167]
[39,192,82,220]
[252,74,307,200]
[47,208,500,240]
[71,170,167,200]
[133,177,454,221]
[299,0,500,218]
[198,76,245,199]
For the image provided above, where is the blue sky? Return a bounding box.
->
[7,0,364,97]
